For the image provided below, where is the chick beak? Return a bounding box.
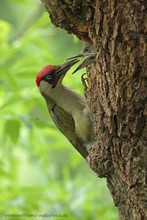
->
[65,53,83,61]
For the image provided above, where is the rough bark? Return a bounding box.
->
[41,0,147,219]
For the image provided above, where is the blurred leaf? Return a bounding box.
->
[0,1,118,219]
[4,119,21,143]
[10,0,30,3]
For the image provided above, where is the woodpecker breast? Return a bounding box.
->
[39,80,93,143]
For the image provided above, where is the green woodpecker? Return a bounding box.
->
[36,59,94,159]
[66,44,96,73]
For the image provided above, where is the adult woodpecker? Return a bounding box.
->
[66,44,96,73]
[36,59,94,159]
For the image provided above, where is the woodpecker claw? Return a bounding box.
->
[81,73,88,98]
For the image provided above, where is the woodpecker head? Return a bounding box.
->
[66,44,96,61]
[36,59,79,89]
[65,44,96,74]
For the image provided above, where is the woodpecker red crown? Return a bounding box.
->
[36,65,55,87]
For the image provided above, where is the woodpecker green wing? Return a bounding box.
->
[50,104,88,158]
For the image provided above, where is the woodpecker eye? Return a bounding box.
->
[84,47,89,52]
[43,72,57,87]
[47,75,52,80]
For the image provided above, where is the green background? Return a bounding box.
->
[0,0,118,219]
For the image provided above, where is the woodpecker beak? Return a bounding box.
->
[55,59,79,77]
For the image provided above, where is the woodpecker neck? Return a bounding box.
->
[39,80,85,112]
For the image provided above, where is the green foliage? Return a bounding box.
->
[0,0,118,219]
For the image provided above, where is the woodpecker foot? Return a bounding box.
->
[81,73,88,98]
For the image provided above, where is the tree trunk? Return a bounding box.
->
[41,0,147,219]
